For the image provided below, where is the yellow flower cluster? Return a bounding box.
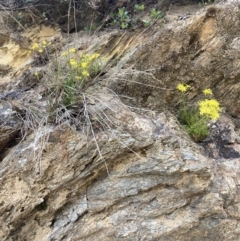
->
[61,50,100,81]
[177,84,221,121]
[31,40,50,53]
[61,51,68,57]
[82,70,89,77]
[31,43,40,50]
[70,59,78,68]
[61,48,77,57]
[81,62,87,68]
[203,88,213,96]
[176,84,221,141]
[89,53,100,61]
[199,99,221,121]
[69,48,76,53]
[177,84,191,92]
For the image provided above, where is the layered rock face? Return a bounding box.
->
[1,94,240,241]
[0,95,227,241]
[111,0,240,120]
[1,0,240,240]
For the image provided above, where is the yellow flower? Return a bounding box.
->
[31,43,39,50]
[38,49,43,53]
[70,59,78,68]
[177,84,191,92]
[89,53,100,61]
[81,62,88,68]
[203,88,213,96]
[75,76,82,80]
[61,51,68,57]
[199,99,221,120]
[82,70,89,77]
[42,40,47,46]
[34,72,39,77]
[69,48,76,53]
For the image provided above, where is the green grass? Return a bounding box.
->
[178,107,209,142]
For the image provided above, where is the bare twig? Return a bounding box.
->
[67,0,72,37]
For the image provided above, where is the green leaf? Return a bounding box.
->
[121,22,128,29]
[118,8,125,17]
[135,4,145,11]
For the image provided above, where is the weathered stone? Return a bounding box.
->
[0,93,214,240]
[109,0,240,124]
[0,103,21,155]
[1,1,240,240]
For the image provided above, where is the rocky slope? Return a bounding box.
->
[1,0,240,240]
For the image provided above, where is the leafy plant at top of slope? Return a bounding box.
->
[198,0,213,8]
[109,6,136,29]
[150,8,165,20]
[116,7,131,29]
[107,4,166,30]
[134,4,145,12]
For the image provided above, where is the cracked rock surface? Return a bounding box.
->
[1,0,240,240]
[1,94,240,240]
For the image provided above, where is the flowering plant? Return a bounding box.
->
[177,84,221,142]
[48,48,104,108]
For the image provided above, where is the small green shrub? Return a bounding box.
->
[136,8,165,28]
[109,7,133,29]
[108,5,166,30]
[109,7,131,29]
[150,8,164,20]
[141,19,151,27]
[118,7,131,29]
[135,4,145,12]
[176,84,221,142]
